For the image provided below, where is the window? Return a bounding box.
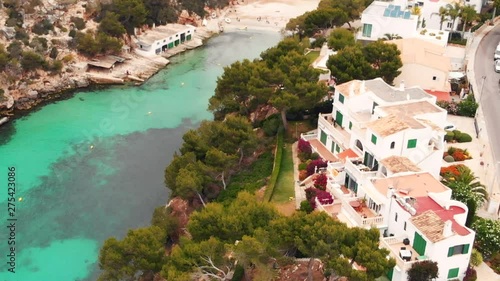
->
[362,23,372,38]
[432,76,437,81]
[447,268,459,279]
[349,121,352,130]
[448,244,470,257]
[176,34,179,37]
[407,139,417,148]
[404,222,407,230]
[371,134,377,144]
[413,232,427,256]
[338,93,345,104]
[394,213,398,222]
[169,37,172,40]
[390,141,395,149]
[372,102,378,114]
[447,22,453,28]
[163,39,166,42]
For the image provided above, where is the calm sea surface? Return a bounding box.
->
[0,31,281,281]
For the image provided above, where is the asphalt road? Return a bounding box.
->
[474,24,500,168]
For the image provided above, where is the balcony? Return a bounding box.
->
[318,113,350,149]
[344,158,377,182]
[340,198,385,228]
[300,131,317,141]
[380,236,429,271]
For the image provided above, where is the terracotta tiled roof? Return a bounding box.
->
[411,210,447,242]
[380,156,421,173]
[414,196,470,237]
[367,114,411,137]
[336,148,359,162]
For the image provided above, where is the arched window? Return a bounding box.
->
[390,141,395,149]
[355,140,363,152]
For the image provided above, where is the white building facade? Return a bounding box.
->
[135,24,196,55]
[301,78,474,280]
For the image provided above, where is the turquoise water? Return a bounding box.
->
[0,31,281,281]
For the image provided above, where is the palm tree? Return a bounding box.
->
[460,5,478,35]
[441,165,488,206]
[438,6,449,30]
[446,3,462,31]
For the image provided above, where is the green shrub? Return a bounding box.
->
[231,264,244,281]
[470,249,483,267]
[490,252,500,274]
[444,155,455,163]
[457,133,473,143]
[458,98,478,117]
[471,217,500,259]
[447,146,457,155]
[445,131,454,142]
[49,47,59,59]
[70,16,86,30]
[300,200,314,213]
[32,19,53,35]
[264,130,284,202]
[69,29,77,38]
[452,130,462,138]
[262,116,280,136]
[298,163,307,171]
[20,51,46,71]
[310,152,319,160]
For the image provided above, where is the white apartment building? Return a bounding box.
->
[301,78,474,280]
[135,24,196,55]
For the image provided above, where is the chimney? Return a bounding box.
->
[387,186,394,198]
[443,220,453,238]
[399,80,405,91]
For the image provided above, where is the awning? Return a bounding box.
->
[361,185,386,205]
[448,72,465,80]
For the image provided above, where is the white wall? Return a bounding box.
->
[420,0,460,31]
[394,64,449,92]
[359,12,419,41]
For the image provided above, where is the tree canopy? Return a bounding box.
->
[407,260,439,281]
[164,116,257,204]
[327,28,355,50]
[326,40,402,84]
[209,38,327,129]
[98,226,166,281]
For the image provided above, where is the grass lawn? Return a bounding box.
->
[305,51,320,63]
[271,144,295,203]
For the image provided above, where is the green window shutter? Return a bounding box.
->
[413,232,427,256]
[320,130,327,145]
[349,121,352,130]
[462,244,470,254]
[335,111,344,127]
[407,139,417,148]
[339,94,344,104]
[447,268,459,279]
[371,134,377,144]
[336,145,340,153]
[448,246,454,257]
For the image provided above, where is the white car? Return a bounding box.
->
[495,60,500,73]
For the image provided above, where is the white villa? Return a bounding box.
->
[357,0,455,45]
[135,24,196,55]
[301,78,474,280]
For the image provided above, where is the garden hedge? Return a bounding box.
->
[263,128,284,202]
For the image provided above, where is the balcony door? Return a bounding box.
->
[335,110,343,127]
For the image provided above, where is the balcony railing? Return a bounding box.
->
[301,131,317,141]
[344,158,377,182]
[380,236,429,270]
[318,113,349,148]
[340,199,385,228]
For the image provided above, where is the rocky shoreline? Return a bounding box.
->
[0,27,214,122]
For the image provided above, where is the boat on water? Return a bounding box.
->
[224,18,231,23]
[0,117,9,126]
[211,12,217,19]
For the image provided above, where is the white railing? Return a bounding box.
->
[327,182,346,199]
[344,158,377,181]
[380,236,429,270]
[300,132,317,141]
[318,114,349,148]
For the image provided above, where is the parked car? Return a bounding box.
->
[495,44,500,60]
[444,123,456,131]
[496,60,500,73]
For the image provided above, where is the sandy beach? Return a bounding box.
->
[204,0,321,33]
